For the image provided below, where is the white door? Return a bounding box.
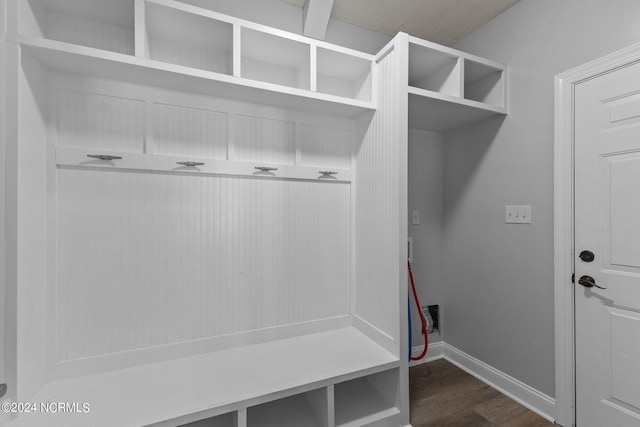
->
[575,61,640,426]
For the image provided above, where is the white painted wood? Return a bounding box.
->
[317,47,371,101]
[574,60,640,427]
[241,27,310,90]
[153,103,227,159]
[299,123,352,169]
[56,147,353,183]
[55,167,351,362]
[134,0,147,58]
[17,36,375,117]
[554,40,640,427]
[46,11,134,54]
[232,23,241,77]
[56,88,146,152]
[302,0,334,41]
[408,43,460,97]
[408,86,506,132]
[305,387,330,427]
[464,59,504,106]
[334,373,400,427]
[19,0,134,53]
[234,114,296,164]
[247,390,324,427]
[10,328,399,427]
[179,412,235,427]
[3,33,19,406]
[12,46,49,402]
[145,0,232,74]
[407,34,506,130]
[37,0,133,30]
[355,35,403,344]
[0,0,7,393]
[17,0,47,37]
[327,385,336,427]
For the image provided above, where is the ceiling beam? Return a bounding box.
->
[302,0,334,40]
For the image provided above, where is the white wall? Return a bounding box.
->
[444,0,640,397]
[408,129,443,348]
[177,0,391,54]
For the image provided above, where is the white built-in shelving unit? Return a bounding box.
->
[3,0,506,426]
[407,36,506,131]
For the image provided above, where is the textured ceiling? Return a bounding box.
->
[283,0,520,46]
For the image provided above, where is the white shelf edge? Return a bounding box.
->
[408,85,506,114]
[14,35,376,117]
[56,147,353,183]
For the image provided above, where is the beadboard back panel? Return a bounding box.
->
[148,36,231,74]
[153,103,228,159]
[234,114,296,164]
[56,168,351,362]
[49,74,355,372]
[56,88,146,153]
[47,12,134,54]
[300,123,352,169]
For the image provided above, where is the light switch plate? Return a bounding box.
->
[505,205,532,224]
[412,210,420,225]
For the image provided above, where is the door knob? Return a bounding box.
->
[578,275,607,289]
[579,250,595,262]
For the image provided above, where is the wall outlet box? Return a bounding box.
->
[505,205,532,224]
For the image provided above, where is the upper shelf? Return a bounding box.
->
[14,0,376,118]
[407,36,507,131]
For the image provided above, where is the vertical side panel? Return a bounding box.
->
[134,0,147,58]
[354,34,409,426]
[0,0,8,398]
[14,48,49,401]
[355,39,404,345]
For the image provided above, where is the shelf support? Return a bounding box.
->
[233,24,242,78]
[134,0,148,58]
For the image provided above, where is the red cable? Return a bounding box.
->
[408,259,428,360]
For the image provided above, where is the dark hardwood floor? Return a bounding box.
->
[410,359,554,427]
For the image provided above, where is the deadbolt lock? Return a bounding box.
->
[579,250,595,262]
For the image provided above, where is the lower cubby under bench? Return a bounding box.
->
[8,327,400,427]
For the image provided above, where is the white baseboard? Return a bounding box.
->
[409,341,444,367]
[408,342,556,423]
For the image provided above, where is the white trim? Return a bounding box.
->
[408,342,555,422]
[408,341,444,367]
[554,40,640,427]
[444,343,555,423]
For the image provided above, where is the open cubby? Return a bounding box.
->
[241,27,311,90]
[464,58,504,107]
[144,1,233,75]
[316,47,372,101]
[247,389,328,427]
[20,0,135,54]
[334,369,400,427]
[179,412,236,427]
[409,42,461,97]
